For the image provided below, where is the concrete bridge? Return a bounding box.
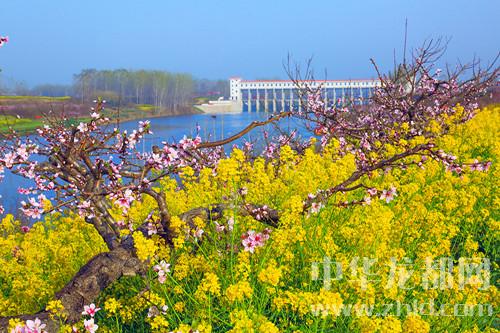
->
[230,77,381,112]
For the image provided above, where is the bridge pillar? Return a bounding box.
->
[273,88,276,113]
[281,88,285,111]
[256,89,260,112]
[264,89,269,112]
[289,90,294,111]
[248,90,252,112]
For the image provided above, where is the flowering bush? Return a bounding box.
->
[1,104,498,332]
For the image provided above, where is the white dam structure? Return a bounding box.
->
[196,77,381,113]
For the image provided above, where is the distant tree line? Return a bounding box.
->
[0,69,230,111]
[73,69,198,112]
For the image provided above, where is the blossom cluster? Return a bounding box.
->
[80,303,100,333]
[241,229,271,253]
[10,318,46,333]
[153,260,171,284]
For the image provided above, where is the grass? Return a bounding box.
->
[0,116,44,134]
[136,104,155,112]
[0,115,92,134]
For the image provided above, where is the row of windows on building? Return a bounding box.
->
[236,81,378,88]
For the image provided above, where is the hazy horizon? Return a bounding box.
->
[1,0,499,87]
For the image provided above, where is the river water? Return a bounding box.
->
[1,112,300,216]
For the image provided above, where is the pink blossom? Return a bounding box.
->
[367,188,378,196]
[2,152,16,168]
[163,146,179,161]
[12,318,47,333]
[469,159,481,171]
[77,123,88,133]
[238,187,248,196]
[78,201,94,217]
[251,205,270,221]
[148,153,163,167]
[20,194,46,219]
[21,226,30,233]
[153,260,171,284]
[243,141,253,151]
[263,143,276,159]
[26,318,46,333]
[310,202,323,214]
[470,159,492,172]
[138,120,152,134]
[147,222,158,236]
[178,135,202,149]
[214,222,225,233]
[379,186,397,203]
[10,326,24,333]
[113,189,135,210]
[18,188,32,195]
[83,318,98,333]
[82,303,101,317]
[115,220,126,228]
[227,216,234,231]
[241,230,269,253]
[193,228,204,239]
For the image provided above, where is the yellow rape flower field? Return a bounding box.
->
[1,105,499,332]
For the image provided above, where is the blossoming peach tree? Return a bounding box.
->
[0,37,498,329]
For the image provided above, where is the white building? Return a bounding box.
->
[230,77,381,112]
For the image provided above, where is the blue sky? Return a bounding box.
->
[0,0,498,85]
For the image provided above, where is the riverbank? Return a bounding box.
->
[0,96,202,134]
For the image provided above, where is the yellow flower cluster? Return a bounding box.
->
[258,260,282,286]
[0,213,106,315]
[45,299,66,320]
[402,314,430,333]
[132,231,158,261]
[225,280,253,303]
[196,272,221,298]
[104,297,121,315]
[274,289,343,318]
[228,309,280,333]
